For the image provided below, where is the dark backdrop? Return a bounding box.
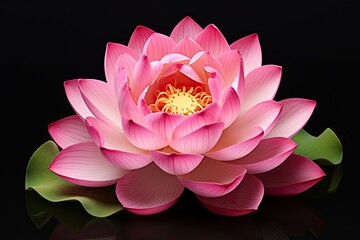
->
[1,0,357,239]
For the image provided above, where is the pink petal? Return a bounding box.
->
[205,127,264,161]
[218,86,241,129]
[256,154,325,196]
[208,72,225,103]
[241,65,282,113]
[173,37,203,58]
[235,100,283,135]
[130,55,152,101]
[178,158,247,197]
[64,79,94,121]
[104,42,138,86]
[49,142,128,187]
[78,79,122,128]
[117,81,144,124]
[143,33,176,62]
[116,163,184,215]
[189,51,224,83]
[170,122,225,154]
[113,53,137,88]
[169,16,203,43]
[122,117,168,150]
[217,50,242,86]
[172,103,221,140]
[231,137,297,174]
[230,33,262,76]
[194,24,230,57]
[145,112,184,141]
[265,98,316,138]
[197,174,264,216]
[128,25,155,56]
[150,150,204,175]
[48,115,92,149]
[178,64,203,83]
[84,117,152,170]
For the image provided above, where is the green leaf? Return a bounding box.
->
[292,128,343,165]
[25,140,123,217]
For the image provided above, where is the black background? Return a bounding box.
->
[1,0,357,239]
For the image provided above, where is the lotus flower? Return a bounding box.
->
[48,16,325,216]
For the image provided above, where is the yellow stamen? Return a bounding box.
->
[149,84,212,116]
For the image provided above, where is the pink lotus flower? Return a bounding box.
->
[48,16,325,216]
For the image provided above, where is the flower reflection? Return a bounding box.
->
[26,164,342,240]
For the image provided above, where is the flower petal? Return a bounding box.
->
[231,137,297,174]
[208,72,225,103]
[116,163,184,215]
[104,42,138,86]
[122,117,168,150]
[189,51,224,82]
[117,81,144,123]
[143,33,176,61]
[78,79,122,128]
[150,150,204,175]
[256,154,326,196]
[197,174,264,216]
[85,117,152,170]
[172,103,221,139]
[170,122,225,154]
[64,79,94,121]
[235,100,283,135]
[218,86,241,129]
[49,142,128,187]
[48,115,92,149]
[195,24,230,57]
[230,33,262,76]
[206,127,264,161]
[145,112,184,141]
[217,50,242,86]
[178,158,247,197]
[265,98,316,138]
[173,37,203,58]
[131,55,152,101]
[241,65,282,113]
[128,25,155,56]
[170,16,203,43]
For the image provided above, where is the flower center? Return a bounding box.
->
[149,84,212,116]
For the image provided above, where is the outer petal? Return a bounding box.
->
[104,42,138,86]
[128,25,155,56]
[48,115,92,149]
[49,142,128,187]
[230,137,297,174]
[143,33,176,62]
[150,150,204,175]
[173,37,203,58]
[241,65,282,113]
[178,158,247,197]
[218,86,241,129]
[116,163,184,215]
[265,98,316,138]
[85,117,152,170]
[170,122,225,154]
[170,16,203,43]
[197,175,264,216]
[256,154,326,196]
[194,24,230,57]
[79,79,122,128]
[230,33,262,76]
[205,127,264,161]
[130,55,152,101]
[217,50,242,86]
[122,117,168,150]
[145,112,184,142]
[64,79,94,121]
